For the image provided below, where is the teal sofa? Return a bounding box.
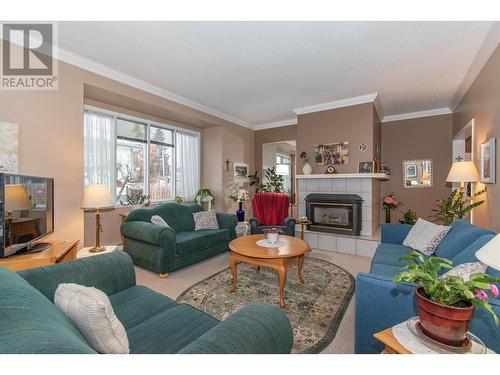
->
[0,252,294,354]
[121,203,237,276]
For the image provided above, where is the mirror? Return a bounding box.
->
[261,140,296,196]
[403,159,433,188]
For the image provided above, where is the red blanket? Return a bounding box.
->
[252,193,290,226]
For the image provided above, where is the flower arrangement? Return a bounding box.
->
[230,188,249,203]
[394,251,500,325]
[382,193,402,211]
[299,151,309,164]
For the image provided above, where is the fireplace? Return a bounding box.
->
[305,193,363,236]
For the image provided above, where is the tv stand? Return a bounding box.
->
[0,239,79,271]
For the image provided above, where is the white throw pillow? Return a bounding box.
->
[403,218,451,256]
[193,210,219,231]
[151,214,170,228]
[54,283,129,354]
[441,262,488,281]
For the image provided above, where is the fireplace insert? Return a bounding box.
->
[305,193,363,236]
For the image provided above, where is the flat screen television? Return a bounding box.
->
[0,173,54,258]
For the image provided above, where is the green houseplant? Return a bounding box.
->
[432,188,485,225]
[399,209,418,225]
[394,251,500,347]
[194,188,214,204]
[248,168,285,193]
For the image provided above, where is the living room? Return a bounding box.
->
[1,1,500,373]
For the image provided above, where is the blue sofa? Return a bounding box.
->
[355,220,500,354]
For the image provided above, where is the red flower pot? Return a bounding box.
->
[415,287,475,347]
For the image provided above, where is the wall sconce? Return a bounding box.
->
[225,159,230,172]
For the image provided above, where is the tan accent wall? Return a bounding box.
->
[380,114,453,223]
[453,45,500,232]
[297,102,375,174]
[0,54,253,247]
[254,125,298,173]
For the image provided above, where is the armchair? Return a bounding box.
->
[249,193,296,237]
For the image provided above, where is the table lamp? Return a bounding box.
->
[476,233,500,271]
[446,161,480,196]
[5,184,32,245]
[81,185,114,253]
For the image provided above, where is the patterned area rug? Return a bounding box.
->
[176,256,355,353]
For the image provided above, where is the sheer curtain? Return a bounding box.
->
[83,110,116,190]
[176,131,200,201]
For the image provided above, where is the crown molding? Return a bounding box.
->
[373,94,384,121]
[449,22,500,111]
[56,47,255,129]
[254,118,297,131]
[293,93,379,115]
[382,107,452,123]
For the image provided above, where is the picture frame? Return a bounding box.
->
[403,159,433,189]
[233,162,249,183]
[358,161,374,173]
[314,142,349,165]
[480,138,496,184]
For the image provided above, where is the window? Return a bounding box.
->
[84,108,200,204]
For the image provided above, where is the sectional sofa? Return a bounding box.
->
[0,252,293,354]
[355,220,500,354]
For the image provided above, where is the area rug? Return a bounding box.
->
[176,256,355,353]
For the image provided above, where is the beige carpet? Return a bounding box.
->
[134,249,371,354]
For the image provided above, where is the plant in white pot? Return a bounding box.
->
[194,188,214,210]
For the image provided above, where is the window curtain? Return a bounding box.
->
[176,131,200,200]
[83,110,116,190]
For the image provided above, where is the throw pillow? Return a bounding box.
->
[193,210,219,231]
[441,262,488,281]
[403,218,451,256]
[54,283,129,354]
[151,215,170,228]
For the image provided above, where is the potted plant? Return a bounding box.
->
[174,195,183,204]
[382,193,402,223]
[399,209,418,225]
[249,168,285,193]
[432,189,485,225]
[394,251,500,347]
[194,188,214,210]
[299,151,312,175]
[229,188,250,222]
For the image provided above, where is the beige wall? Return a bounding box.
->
[453,45,500,232]
[380,114,453,222]
[255,125,297,173]
[297,103,375,174]
[0,52,253,247]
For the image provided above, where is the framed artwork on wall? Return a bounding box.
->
[233,162,249,183]
[0,122,19,173]
[480,138,496,184]
[314,142,349,165]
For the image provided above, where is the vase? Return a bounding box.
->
[236,202,245,222]
[303,162,312,175]
[385,209,391,223]
[415,287,474,347]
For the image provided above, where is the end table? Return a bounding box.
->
[236,221,249,236]
[77,245,121,259]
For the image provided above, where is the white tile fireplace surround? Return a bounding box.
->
[296,173,388,258]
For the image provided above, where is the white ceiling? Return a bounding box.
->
[57,21,498,128]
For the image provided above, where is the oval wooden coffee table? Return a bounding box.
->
[228,234,310,308]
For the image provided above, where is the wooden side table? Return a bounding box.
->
[374,328,411,354]
[0,239,79,272]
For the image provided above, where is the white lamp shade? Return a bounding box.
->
[5,184,32,211]
[446,161,480,183]
[81,185,114,209]
[476,233,500,271]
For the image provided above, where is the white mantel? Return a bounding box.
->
[296,173,389,180]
